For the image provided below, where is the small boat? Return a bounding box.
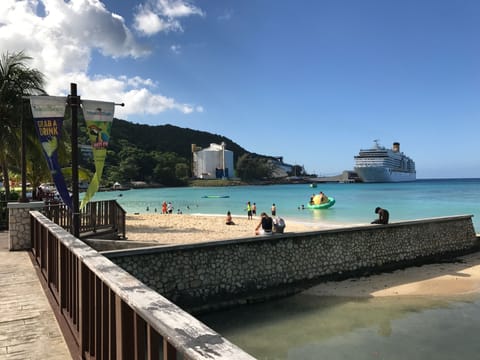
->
[307,197,336,209]
[202,195,230,198]
[309,183,317,188]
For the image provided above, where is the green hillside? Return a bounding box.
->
[109,119,249,163]
[83,119,253,186]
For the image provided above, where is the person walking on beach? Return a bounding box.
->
[162,201,167,214]
[271,203,276,216]
[371,207,389,224]
[252,203,257,216]
[247,201,253,220]
[255,212,273,235]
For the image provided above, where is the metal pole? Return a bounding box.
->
[69,83,80,237]
[19,98,29,203]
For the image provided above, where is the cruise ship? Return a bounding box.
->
[354,140,416,182]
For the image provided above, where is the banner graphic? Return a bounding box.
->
[30,96,72,209]
[80,100,114,209]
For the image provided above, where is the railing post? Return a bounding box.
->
[79,262,88,357]
[147,326,161,359]
[115,295,122,359]
[164,338,177,359]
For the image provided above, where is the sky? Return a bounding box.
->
[1,0,479,179]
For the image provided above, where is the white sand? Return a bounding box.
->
[305,251,480,298]
[125,213,338,244]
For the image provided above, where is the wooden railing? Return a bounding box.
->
[30,211,254,360]
[42,200,126,239]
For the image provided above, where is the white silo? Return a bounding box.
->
[193,143,234,179]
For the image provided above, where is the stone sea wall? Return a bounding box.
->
[105,215,478,312]
[7,202,45,250]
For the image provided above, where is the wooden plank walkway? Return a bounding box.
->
[0,231,71,359]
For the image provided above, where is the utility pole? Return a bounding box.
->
[68,83,80,238]
[19,98,29,203]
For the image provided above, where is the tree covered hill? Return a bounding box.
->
[109,119,249,163]
[92,119,255,186]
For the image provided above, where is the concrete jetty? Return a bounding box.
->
[0,231,71,359]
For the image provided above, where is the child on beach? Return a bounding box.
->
[225,211,235,225]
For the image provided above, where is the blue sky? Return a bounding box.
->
[2,1,479,178]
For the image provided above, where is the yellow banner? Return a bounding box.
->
[80,100,114,209]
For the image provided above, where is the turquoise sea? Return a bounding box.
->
[90,178,480,232]
[90,178,480,359]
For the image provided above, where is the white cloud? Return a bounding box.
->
[134,7,180,35]
[121,88,196,115]
[0,0,203,118]
[157,0,204,18]
[134,0,204,36]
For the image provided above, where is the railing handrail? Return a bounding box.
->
[30,210,254,359]
[42,199,126,239]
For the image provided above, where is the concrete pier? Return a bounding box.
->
[0,231,71,359]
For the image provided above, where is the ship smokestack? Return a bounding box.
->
[392,142,400,153]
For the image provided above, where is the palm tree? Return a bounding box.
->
[0,51,46,200]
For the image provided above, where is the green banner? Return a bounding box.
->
[80,100,114,209]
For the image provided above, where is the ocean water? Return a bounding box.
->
[198,294,480,360]
[89,178,480,232]
[89,179,480,359]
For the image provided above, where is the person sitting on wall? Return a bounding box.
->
[371,207,389,224]
[273,217,286,233]
[255,212,273,235]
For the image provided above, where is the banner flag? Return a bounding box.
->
[30,96,72,209]
[80,100,114,209]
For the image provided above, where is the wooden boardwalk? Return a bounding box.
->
[0,231,71,359]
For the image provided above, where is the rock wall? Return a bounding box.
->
[105,215,478,312]
[7,202,44,250]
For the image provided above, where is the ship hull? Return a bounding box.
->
[354,166,416,183]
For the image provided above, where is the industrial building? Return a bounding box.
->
[192,143,234,179]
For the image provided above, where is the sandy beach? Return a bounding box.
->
[125,213,341,244]
[125,213,480,298]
